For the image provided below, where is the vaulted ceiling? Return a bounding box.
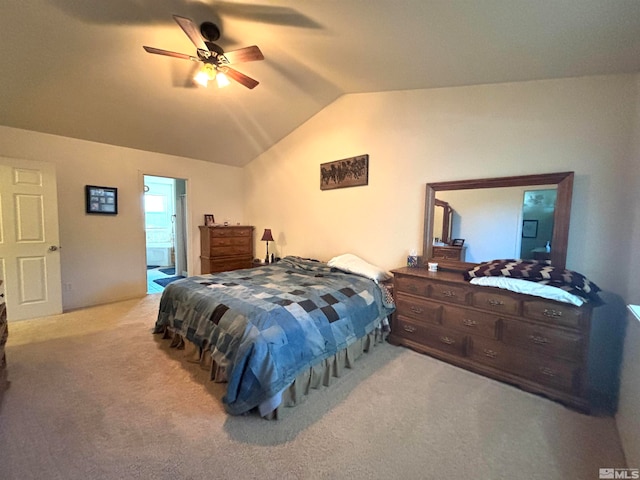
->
[2,1,639,167]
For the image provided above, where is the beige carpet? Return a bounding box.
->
[0,295,627,480]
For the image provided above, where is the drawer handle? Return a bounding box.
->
[439,336,455,345]
[543,308,563,318]
[539,366,555,377]
[483,349,497,359]
[441,290,456,298]
[487,299,504,307]
[403,325,417,333]
[529,334,549,345]
[462,318,477,327]
[410,306,424,314]
[407,284,418,293]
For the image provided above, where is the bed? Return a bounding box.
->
[153,255,395,417]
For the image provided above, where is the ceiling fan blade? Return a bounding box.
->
[143,46,198,61]
[173,15,208,51]
[221,67,259,89]
[219,46,264,65]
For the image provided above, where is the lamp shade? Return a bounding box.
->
[261,229,274,242]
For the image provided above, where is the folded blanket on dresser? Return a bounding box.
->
[464,259,602,303]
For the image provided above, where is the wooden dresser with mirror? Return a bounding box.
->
[388,172,596,412]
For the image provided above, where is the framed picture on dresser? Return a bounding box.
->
[204,214,215,226]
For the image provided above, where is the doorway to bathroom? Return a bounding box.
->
[143,175,188,293]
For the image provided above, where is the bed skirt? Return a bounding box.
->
[156,325,387,419]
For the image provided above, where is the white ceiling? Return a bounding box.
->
[2,0,639,167]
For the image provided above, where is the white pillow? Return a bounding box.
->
[327,253,392,283]
[469,276,584,307]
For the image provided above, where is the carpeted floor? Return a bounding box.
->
[0,295,627,479]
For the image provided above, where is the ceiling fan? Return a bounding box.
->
[143,15,264,89]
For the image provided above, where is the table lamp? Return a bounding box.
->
[261,228,274,263]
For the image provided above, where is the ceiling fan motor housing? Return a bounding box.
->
[200,22,221,42]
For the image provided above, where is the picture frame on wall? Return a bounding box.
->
[204,214,215,226]
[320,154,369,190]
[522,219,538,238]
[85,185,118,215]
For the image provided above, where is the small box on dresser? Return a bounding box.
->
[388,266,593,412]
[199,226,254,274]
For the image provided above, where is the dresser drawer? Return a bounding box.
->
[426,281,470,306]
[472,290,520,316]
[502,319,583,362]
[522,299,584,328]
[394,275,429,298]
[396,293,442,325]
[432,246,464,260]
[0,325,6,346]
[468,336,580,394]
[0,301,6,370]
[210,227,252,238]
[467,336,513,370]
[211,236,251,248]
[211,244,253,256]
[441,305,500,339]
[203,257,253,273]
[516,354,580,394]
[394,316,467,357]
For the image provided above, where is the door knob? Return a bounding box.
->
[48,245,60,252]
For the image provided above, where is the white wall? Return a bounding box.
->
[0,126,245,310]
[617,307,640,467]
[628,76,640,305]
[245,74,638,302]
[616,76,640,469]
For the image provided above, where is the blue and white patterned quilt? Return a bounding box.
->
[154,256,395,415]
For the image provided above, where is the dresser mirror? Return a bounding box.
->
[423,172,574,270]
[433,199,453,244]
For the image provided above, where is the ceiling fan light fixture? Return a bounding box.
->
[194,64,216,87]
[194,70,209,87]
[216,71,230,88]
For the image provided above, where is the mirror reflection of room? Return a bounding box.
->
[432,199,466,260]
[434,185,557,264]
[520,189,556,261]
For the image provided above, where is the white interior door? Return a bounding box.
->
[0,157,62,321]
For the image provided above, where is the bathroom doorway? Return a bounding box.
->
[143,175,188,293]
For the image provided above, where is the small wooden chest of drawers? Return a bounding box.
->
[199,226,254,274]
[389,267,593,412]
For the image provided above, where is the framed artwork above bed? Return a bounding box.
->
[320,154,369,190]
